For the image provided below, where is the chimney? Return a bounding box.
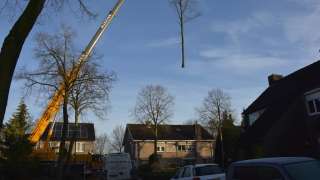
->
[268,74,283,86]
[194,121,202,140]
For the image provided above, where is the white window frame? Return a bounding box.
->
[248,109,265,125]
[76,142,85,153]
[305,89,320,115]
[177,144,194,152]
[157,142,165,152]
[177,145,185,152]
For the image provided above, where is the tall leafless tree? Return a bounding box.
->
[17,27,113,178]
[66,59,115,163]
[196,88,231,167]
[170,0,200,68]
[133,85,174,157]
[109,124,125,153]
[0,0,96,128]
[70,63,115,123]
[18,27,78,178]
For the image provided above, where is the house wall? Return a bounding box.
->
[127,140,214,164]
[36,140,94,154]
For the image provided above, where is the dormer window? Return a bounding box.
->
[305,89,320,115]
[248,109,265,125]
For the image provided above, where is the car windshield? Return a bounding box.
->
[285,160,320,180]
[195,165,223,176]
[172,168,183,178]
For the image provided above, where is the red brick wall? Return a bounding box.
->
[133,141,214,161]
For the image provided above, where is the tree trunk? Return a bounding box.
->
[57,92,69,180]
[180,19,185,68]
[66,109,79,164]
[217,106,224,168]
[150,124,160,165]
[179,1,185,68]
[154,125,158,157]
[0,0,46,127]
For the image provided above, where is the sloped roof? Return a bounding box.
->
[40,122,95,141]
[245,60,320,114]
[242,60,320,143]
[126,124,214,141]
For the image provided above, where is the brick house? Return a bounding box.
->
[36,122,95,154]
[239,60,320,159]
[123,124,215,166]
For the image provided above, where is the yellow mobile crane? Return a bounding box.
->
[29,0,125,160]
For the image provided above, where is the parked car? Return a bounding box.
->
[104,153,132,180]
[171,164,225,180]
[227,157,320,180]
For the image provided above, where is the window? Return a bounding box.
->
[305,90,320,115]
[258,167,283,180]
[195,165,223,176]
[157,143,165,152]
[172,168,183,179]
[178,145,186,151]
[285,160,320,180]
[233,166,258,179]
[157,146,165,152]
[233,166,283,180]
[308,100,316,113]
[177,145,194,152]
[181,167,192,177]
[76,142,85,153]
[315,99,320,112]
[248,109,265,125]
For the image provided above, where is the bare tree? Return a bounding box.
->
[0,0,96,127]
[70,63,115,123]
[133,85,174,157]
[95,133,109,155]
[66,60,115,162]
[196,88,231,167]
[17,26,113,178]
[17,27,78,178]
[17,28,78,177]
[109,124,125,153]
[170,0,200,68]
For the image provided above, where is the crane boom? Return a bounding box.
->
[28,0,125,144]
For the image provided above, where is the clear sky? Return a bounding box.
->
[1,0,320,135]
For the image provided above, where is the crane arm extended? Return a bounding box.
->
[28,0,125,144]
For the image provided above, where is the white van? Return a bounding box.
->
[104,153,132,180]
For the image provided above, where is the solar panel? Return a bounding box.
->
[80,126,88,138]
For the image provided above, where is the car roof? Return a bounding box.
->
[232,157,315,166]
[190,164,220,168]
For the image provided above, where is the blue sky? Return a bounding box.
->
[1,0,320,135]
